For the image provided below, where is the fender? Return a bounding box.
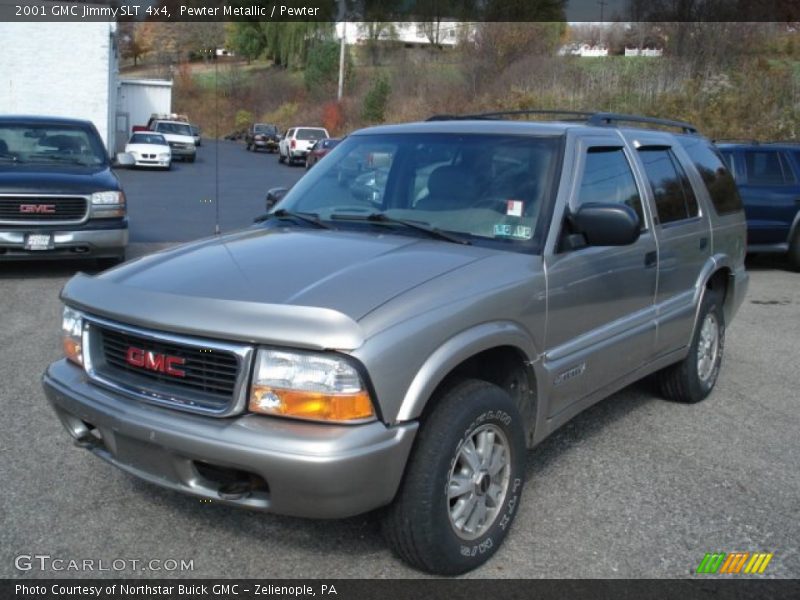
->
[394,321,541,422]
[690,254,735,336]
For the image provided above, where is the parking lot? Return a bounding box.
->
[1,140,798,579]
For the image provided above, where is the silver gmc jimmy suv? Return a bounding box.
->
[43,111,749,575]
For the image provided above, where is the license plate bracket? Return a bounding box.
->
[24,233,54,251]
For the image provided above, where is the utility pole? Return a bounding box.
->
[337,21,346,101]
[598,0,608,22]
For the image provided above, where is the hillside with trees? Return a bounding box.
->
[118,22,800,141]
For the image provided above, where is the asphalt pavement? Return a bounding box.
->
[0,142,798,579]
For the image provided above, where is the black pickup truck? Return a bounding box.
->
[0,115,128,263]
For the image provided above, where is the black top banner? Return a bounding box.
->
[1,0,799,23]
[4,579,800,600]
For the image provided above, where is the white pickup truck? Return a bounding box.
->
[150,120,196,163]
[278,126,329,166]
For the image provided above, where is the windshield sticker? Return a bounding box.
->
[494,224,533,240]
[506,200,524,217]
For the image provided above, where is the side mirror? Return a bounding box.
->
[265,187,289,211]
[115,152,136,167]
[565,203,640,249]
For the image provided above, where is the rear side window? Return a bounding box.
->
[638,147,698,225]
[297,128,327,140]
[744,150,795,185]
[577,147,645,228]
[679,138,742,215]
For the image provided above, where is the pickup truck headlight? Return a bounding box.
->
[62,306,84,366]
[91,191,126,218]
[249,349,375,423]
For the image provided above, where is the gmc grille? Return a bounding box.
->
[0,195,88,223]
[87,319,252,416]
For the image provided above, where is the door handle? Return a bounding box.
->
[699,237,708,250]
[644,251,657,268]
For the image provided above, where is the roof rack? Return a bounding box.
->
[713,138,761,145]
[426,110,699,135]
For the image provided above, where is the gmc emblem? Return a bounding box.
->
[125,346,186,377]
[19,203,57,214]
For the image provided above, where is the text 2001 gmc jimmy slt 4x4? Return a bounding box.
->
[43,111,748,574]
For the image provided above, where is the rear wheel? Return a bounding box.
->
[657,289,725,403]
[382,379,526,575]
[278,150,285,164]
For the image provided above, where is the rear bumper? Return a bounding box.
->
[0,221,127,260]
[43,359,417,518]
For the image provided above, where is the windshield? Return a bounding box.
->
[129,133,167,146]
[0,123,107,166]
[276,133,560,253]
[156,122,193,136]
[297,128,327,140]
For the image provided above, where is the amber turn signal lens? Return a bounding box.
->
[250,386,374,422]
[63,338,83,366]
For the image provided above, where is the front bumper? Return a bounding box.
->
[0,222,127,260]
[169,146,196,158]
[43,359,417,518]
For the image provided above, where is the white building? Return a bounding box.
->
[0,19,119,153]
[336,21,471,47]
[117,79,173,138]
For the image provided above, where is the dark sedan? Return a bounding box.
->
[305,138,341,169]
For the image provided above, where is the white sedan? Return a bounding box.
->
[125,133,172,169]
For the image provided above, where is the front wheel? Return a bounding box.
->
[787,229,800,272]
[382,379,526,575]
[657,289,725,403]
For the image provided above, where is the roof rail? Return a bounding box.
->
[713,138,761,145]
[426,110,699,134]
[426,110,595,122]
[586,112,698,134]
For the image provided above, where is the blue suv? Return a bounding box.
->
[716,142,800,270]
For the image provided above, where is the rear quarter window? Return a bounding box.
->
[679,137,743,215]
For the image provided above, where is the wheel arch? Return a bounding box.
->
[394,322,540,444]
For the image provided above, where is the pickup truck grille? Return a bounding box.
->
[87,319,252,416]
[168,142,190,150]
[0,195,88,223]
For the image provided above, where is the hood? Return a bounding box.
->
[0,164,119,194]
[102,228,487,319]
[62,228,492,349]
[160,133,194,144]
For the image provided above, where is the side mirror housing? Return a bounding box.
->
[115,152,136,167]
[265,187,289,211]
[566,203,641,248]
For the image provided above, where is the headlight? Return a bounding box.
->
[91,191,125,217]
[62,306,84,366]
[159,153,170,159]
[249,349,374,423]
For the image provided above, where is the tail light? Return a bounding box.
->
[290,139,296,149]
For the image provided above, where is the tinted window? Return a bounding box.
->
[745,150,792,185]
[681,138,742,214]
[297,128,327,140]
[577,147,644,227]
[638,147,699,224]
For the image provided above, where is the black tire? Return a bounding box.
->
[188,155,196,163]
[787,229,800,272]
[96,255,124,270]
[657,289,725,403]
[278,151,285,164]
[246,143,252,151]
[382,379,526,575]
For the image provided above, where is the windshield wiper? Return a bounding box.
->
[28,154,88,165]
[255,208,333,229]
[331,212,471,245]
